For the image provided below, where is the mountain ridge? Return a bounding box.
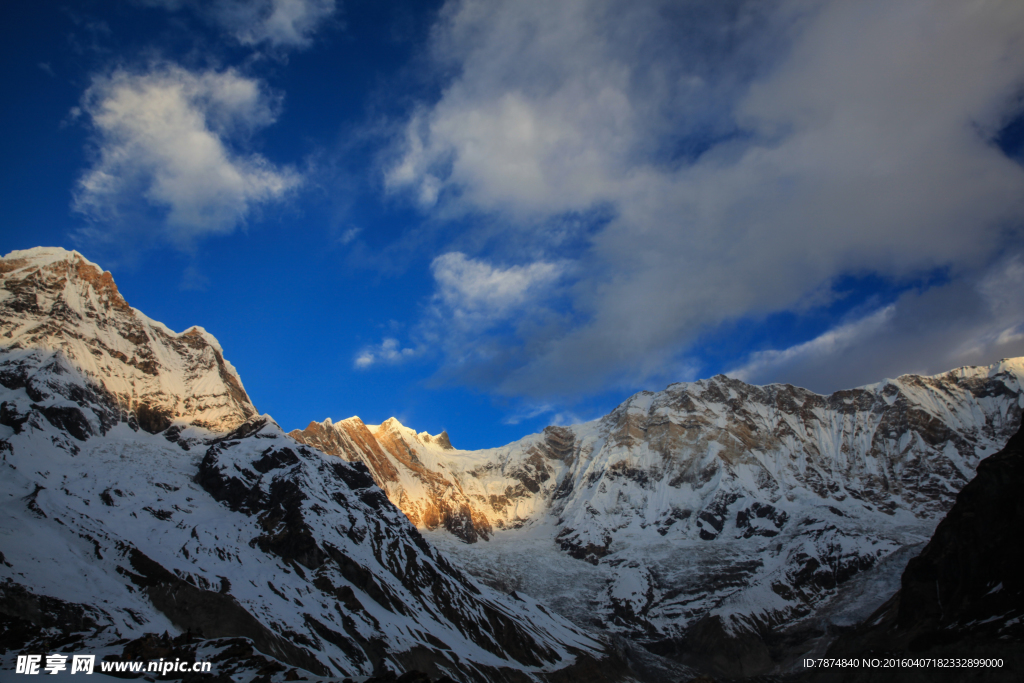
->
[292,357,1024,678]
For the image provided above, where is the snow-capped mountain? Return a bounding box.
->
[0,247,255,433]
[293,361,1023,677]
[0,248,624,682]
[7,245,1019,680]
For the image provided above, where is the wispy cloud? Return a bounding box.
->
[386,0,1024,398]
[337,226,362,245]
[431,252,565,326]
[137,0,337,50]
[355,252,566,372]
[500,403,555,426]
[354,337,421,369]
[727,306,897,385]
[74,64,300,247]
[500,403,593,427]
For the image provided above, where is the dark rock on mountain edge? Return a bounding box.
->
[0,580,106,655]
[802,418,1024,682]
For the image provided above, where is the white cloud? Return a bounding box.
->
[138,0,336,49]
[74,64,300,245]
[354,337,420,369]
[388,0,1024,397]
[431,252,565,324]
[386,0,779,216]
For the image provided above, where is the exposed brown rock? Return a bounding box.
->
[290,418,492,542]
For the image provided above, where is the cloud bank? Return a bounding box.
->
[385,0,1024,397]
[728,256,1024,392]
[74,64,300,246]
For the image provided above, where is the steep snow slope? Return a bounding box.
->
[0,248,622,682]
[293,361,1024,676]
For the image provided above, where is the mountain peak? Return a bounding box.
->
[431,429,454,450]
[1,246,130,313]
[376,416,407,432]
[0,247,255,433]
[2,245,99,269]
[374,418,455,450]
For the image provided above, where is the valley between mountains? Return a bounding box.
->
[1,247,1021,682]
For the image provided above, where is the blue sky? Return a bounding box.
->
[3,0,1024,449]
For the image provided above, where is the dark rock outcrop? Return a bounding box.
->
[119,547,329,675]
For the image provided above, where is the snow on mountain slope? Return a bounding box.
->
[0,247,255,433]
[0,248,624,682]
[293,361,1024,677]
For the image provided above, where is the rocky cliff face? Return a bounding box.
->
[295,362,1024,678]
[0,247,621,682]
[0,248,256,432]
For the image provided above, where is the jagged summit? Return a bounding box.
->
[0,247,255,432]
[299,416,453,450]
[371,416,455,450]
[432,429,454,449]
[290,415,488,542]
